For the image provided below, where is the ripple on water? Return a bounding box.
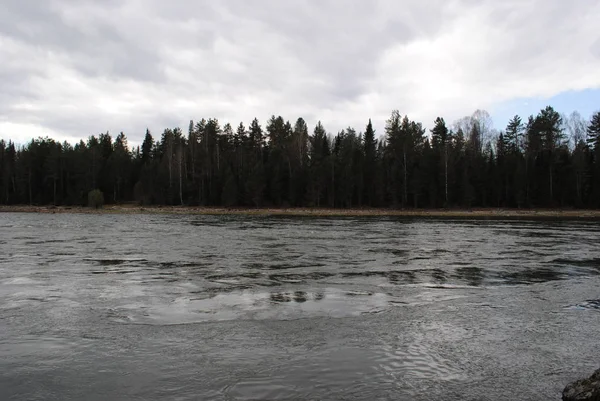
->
[1,277,41,285]
[566,299,600,311]
[226,342,466,400]
[106,289,390,325]
[372,340,466,382]
[226,348,392,400]
[551,257,600,269]
[83,257,148,267]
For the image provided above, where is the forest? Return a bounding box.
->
[1,106,599,209]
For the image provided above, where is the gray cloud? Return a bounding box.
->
[1,0,600,146]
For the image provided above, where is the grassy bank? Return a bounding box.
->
[1,204,600,219]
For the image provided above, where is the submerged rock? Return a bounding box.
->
[563,369,600,401]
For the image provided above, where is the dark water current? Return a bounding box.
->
[1,213,600,400]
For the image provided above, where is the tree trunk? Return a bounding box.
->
[28,169,32,205]
[199,178,203,206]
[525,158,530,206]
[444,145,448,205]
[179,149,183,205]
[288,158,293,204]
[168,139,173,191]
[91,148,96,190]
[168,161,172,189]
[60,162,64,203]
[191,143,195,183]
[549,164,553,204]
[576,172,581,206]
[403,150,408,207]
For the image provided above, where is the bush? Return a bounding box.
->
[88,189,104,209]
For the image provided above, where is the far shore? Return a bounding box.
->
[1,204,600,219]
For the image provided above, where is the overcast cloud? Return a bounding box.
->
[1,0,599,146]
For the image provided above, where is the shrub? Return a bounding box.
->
[88,189,104,209]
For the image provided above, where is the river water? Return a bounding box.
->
[1,213,600,400]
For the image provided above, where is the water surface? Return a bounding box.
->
[1,213,600,400]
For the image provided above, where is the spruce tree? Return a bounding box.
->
[141,129,154,164]
[363,119,376,206]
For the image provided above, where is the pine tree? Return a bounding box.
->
[385,110,402,206]
[588,111,600,150]
[431,117,451,206]
[505,115,523,153]
[537,106,564,204]
[588,112,600,207]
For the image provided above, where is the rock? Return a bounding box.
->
[563,369,600,401]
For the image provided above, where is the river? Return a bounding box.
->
[1,213,600,400]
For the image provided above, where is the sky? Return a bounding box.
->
[1,0,600,148]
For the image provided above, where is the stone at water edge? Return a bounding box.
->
[563,369,600,401]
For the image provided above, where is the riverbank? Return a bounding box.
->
[1,204,600,219]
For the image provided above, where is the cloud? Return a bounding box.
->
[1,0,599,146]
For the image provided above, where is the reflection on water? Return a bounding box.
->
[103,289,389,325]
[1,214,600,400]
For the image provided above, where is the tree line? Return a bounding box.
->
[1,106,599,209]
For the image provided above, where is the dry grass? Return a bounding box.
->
[1,204,600,219]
